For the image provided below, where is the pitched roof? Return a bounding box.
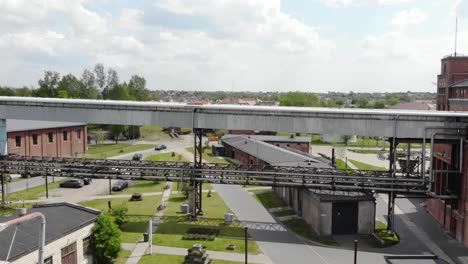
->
[7,120,86,132]
[221,135,331,168]
[0,203,100,261]
[387,102,436,111]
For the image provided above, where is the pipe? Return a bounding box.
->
[0,212,46,264]
[422,127,465,179]
[429,131,463,184]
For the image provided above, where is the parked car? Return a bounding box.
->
[112,180,129,191]
[59,179,83,188]
[132,153,143,161]
[155,144,167,151]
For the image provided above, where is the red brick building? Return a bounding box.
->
[7,120,87,158]
[430,55,468,245]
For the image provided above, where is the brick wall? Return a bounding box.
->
[7,125,87,158]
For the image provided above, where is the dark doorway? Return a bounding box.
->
[332,202,358,234]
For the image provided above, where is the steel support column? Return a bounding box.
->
[387,139,398,232]
[190,128,204,220]
[0,119,6,203]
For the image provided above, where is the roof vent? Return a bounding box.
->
[244,141,248,144]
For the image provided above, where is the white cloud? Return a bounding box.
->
[391,8,427,28]
[322,0,412,8]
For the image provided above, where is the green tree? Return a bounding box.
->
[357,98,369,108]
[279,92,320,107]
[110,125,128,143]
[127,75,150,101]
[107,83,129,101]
[372,101,386,109]
[92,214,121,264]
[35,71,60,97]
[58,74,84,98]
[387,96,399,106]
[109,202,128,228]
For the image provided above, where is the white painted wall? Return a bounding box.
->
[11,223,94,264]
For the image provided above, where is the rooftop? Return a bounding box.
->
[221,135,331,168]
[388,102,436,111]
[223,134,311,143]
[450,79,468,88]
[0,203,100,261]
[7,119,86,132]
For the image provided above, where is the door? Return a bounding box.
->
[332,202,358,234]
[61,242,77,264]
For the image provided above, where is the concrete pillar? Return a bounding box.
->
[0,119,6,156]
[188,186,197,217]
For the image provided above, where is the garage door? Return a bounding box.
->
[332,202,358,235]
[61,242,77,264]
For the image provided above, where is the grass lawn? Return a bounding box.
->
[140,126,175,141]
[185,147,234,164]
[145,152,189,162]
[80,195,161,243]
[272,209,296,217]
[138,254,245,264]
[334,159,353,173]
[6,178,68,200]
[252,191,286,209]
[154,192,260,254]
[114,248,132,264]
[349,159,387,171]
[0,203,41,216]
[83,143,154,159]
[115,181,167,195]
[283,219,337,245]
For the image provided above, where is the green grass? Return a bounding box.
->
[83,143,154,159]
[115,181,167,195]
[272,209,296,217]
[0,203,41,216]
[154,192,260,254]
[6,178,68,200]
[185,147,234,164]
[334,159,353,173]
[349,159,387,171]
[367,221,400,248]
[252,191,287,209]
[80,195,162,243]
[283,219,337,245]
[145,152,189,162]
[140,126,174,141]
[138,254,245,264]
[114,248,132,264]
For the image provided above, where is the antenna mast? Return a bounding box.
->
[455,17,458,57]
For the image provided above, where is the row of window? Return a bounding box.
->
[14,130,82,147]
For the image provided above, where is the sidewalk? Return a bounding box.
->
[126,182,174,264]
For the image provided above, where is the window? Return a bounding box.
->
[63,131,68,141]
[44,256,53,264]
[48,132,54,143]
[61,242,76,257]
[15,136,21,147]
[82,235,92,255]
[77,129,81,140]
[32,134,38,145]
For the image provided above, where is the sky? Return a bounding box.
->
[1,0,468,93]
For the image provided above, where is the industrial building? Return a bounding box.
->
[220,134,375,235]
[6,120,87,158]
[0,203,100,264]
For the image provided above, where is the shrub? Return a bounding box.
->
[93,214,121,264]
[109,202,128,227]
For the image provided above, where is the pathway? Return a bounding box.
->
[126,182,174,264]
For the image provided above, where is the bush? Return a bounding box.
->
[182,234,215,241]
[109,202,128,228]
[187,227,220,236]
[93,214,121,264]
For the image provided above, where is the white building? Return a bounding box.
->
[0,203,100,264]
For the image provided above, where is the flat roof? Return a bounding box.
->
[7,119,85,132]
[0,203,100,261]
[221,135,331,168]
[223,134,311,143]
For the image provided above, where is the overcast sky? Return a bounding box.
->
[1,0,468,93]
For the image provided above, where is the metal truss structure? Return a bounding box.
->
[0,155,430,195]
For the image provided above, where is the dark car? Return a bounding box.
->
[59,179,83,188]
[112,180,129,191]
[155,144,167,151]
[132,153,143,161]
